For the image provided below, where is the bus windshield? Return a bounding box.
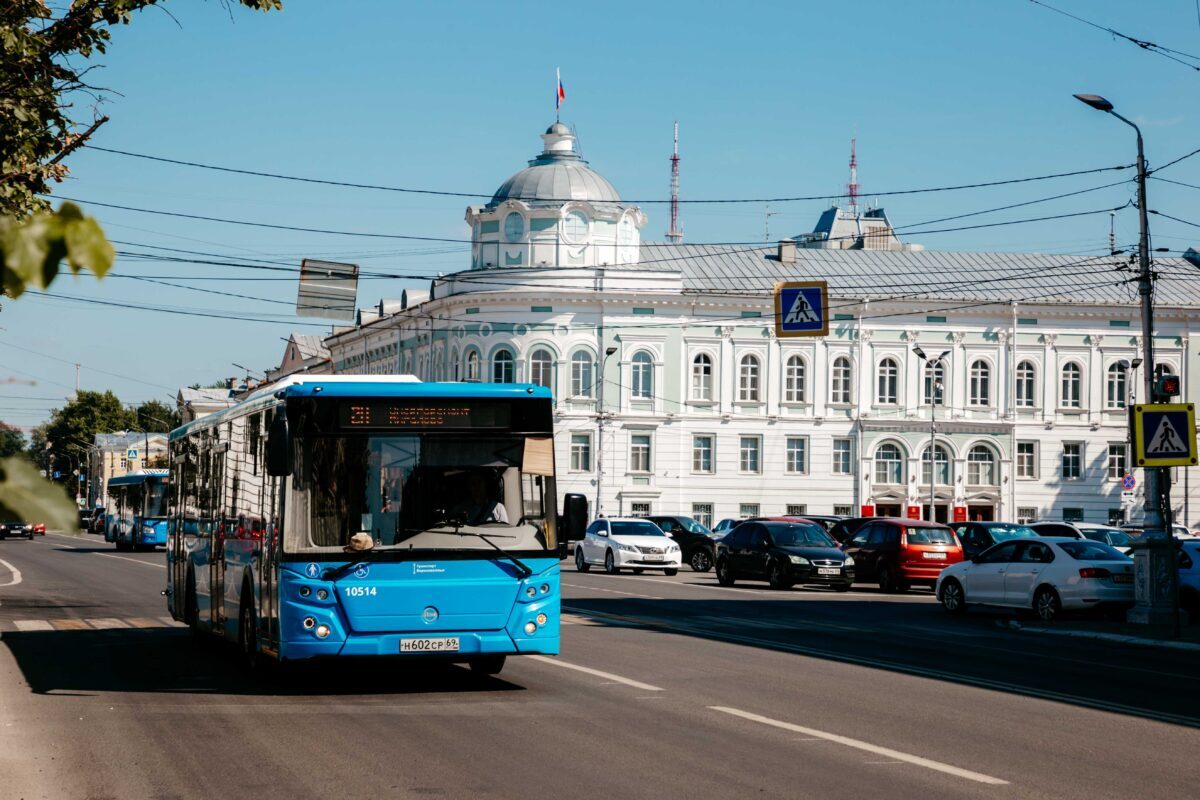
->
[144,481,169,518]
[285,434,554,555]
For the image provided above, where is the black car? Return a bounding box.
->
[950,521,1039,560]
[715,520,854,590]
[827,516,876,544]
[0,520,34,540]
[797,514,847,534]
[647,515,717,572]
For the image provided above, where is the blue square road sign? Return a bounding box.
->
[774,281,829,338]
[1131,403,1197,467]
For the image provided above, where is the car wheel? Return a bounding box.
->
[664,569,678,577]
[1034,586,1062,622]
[716,558,735,586]
[604,550,618,575]
[632,568,644,574]
[469,655,506,675]
[690,549,713,573]
[878,565,897,593]
[940,579,966,614]
[767,560,792,590]
[574,547,590,572]
[833,583,852,592]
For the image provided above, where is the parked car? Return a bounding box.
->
[1179,540,1200,618]
[89,510,106,534]
[841,518,962,592]
[713,518,742,535]
[1121,523,1196,540]
[827,516,876,544]
[1030,522,1132,554]
[937,537,1134,621]
[646,515,717,572]
[794,514,847,534]
[575,517,681,575]
[1028,521,1085,539]
[0,521,35,540]
[951,521,1038,560]
[715,519,853,591]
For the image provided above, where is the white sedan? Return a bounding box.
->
[575,517,682,575]
[936,537,1133,621]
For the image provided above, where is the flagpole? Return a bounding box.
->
[556,68,560,122]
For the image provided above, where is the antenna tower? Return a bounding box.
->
[847,137,860,215]
[666,121,683,243]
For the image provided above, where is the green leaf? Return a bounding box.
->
[0,456,78,533]
[63,214,115,277]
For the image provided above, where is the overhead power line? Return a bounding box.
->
[1029,0,1200,71]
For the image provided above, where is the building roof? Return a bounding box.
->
[488,124,622,208]
[291,334,329,360]
[177,387,234,405]
[93,432,168,449]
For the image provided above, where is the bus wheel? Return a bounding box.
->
[469,656,505,676]
[185,575,203,643]
[239,597,260,673]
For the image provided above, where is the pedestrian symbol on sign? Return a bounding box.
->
[1146,416,1186,456]
[784,293,819,325]
[773,281,829,338]
[1131,403,1197,467]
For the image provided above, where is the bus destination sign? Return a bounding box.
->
[336,400,512,430]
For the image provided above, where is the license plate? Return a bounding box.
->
[1112,574,1133,583]
[818,567,841,575]
[644,554,664,561]
[400,637,460,653]
[922,552,945,560]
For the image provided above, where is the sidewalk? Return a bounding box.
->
[1003,617,1200,653]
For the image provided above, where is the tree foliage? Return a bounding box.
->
[40,390,135,493]
[0,423,25,458]
[134,398,180,432]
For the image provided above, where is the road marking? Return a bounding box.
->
[51,619,90,631]
[561,582,663,600]
[85,618,130,629]
[0,557,22,588]
[159,616,183,627]
[709,706,1008,785]
[126,617,164,628]
[526,655,664,691]
[96,553,166,569]
[12,620,53,632]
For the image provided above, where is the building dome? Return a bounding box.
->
[488,124,621,207]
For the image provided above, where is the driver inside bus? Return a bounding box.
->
[456,471,509,526]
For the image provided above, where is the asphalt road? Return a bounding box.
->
[1,532,1197,799]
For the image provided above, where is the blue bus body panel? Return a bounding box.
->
[138,518,168,547]
[276,557,560,661]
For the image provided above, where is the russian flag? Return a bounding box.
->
[556,68,565,111]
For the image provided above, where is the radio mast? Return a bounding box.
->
[666,121,683,244]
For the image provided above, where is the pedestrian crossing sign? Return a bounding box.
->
[773,281,829,338]
[1131,403,1197,467]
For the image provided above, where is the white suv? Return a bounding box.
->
[575,518,682,575]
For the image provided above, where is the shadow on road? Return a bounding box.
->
[1,628,526,697]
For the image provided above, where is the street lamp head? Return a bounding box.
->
[604,346,618,356]
[1131,357,1143,369]
[938,350,951,360]
[1074,93,1114,113]
[912,345,927,360]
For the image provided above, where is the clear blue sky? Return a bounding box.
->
[4,0,1199,431]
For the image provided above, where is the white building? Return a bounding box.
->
[324,122,1200,529]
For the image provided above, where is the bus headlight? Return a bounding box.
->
[142,525,155,536]
[315,624,331,639]
[539,584,550,594]
[524,621,537,635]
[316,589,329,600]
[525,586,537,598]
[299,586,311,597]
[302,616,316,630]
[535,613,548,626]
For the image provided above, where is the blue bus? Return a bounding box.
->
[105,470,170,551]
[166,376,585,674]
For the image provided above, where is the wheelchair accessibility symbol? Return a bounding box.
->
[353,564,370,579]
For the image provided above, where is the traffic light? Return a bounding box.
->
[1154,373,1181,402]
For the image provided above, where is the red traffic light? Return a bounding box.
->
[1155,374,1181,399]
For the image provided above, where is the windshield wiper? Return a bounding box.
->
[323,561,370,582]
[424,526,533,580]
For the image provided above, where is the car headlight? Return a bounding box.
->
[843,556,855,567]
[788,555,810,565]
[618,542,638,553]
[668,544,680,552]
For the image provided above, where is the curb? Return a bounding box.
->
[1002,619,1200,653]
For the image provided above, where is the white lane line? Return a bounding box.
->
[13,620,53,632]
[0,557,22,587]
[709,706,1008,786]
[561,582,663,600]
[526,655,664,691]
[86,618,130,629]
[96,553,166,569]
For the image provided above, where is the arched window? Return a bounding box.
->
[969,360,991,406]
[874,443,905,484]
[1061,362,1083,408]
[923,360,946,406]
[465,349,480,382]
[618,215,636,246]
[450,349,460,381]
[1106,361,1128,409]
[492,349,515,383]
[921,444,951,485]
[1015,361,1036,408]
[784,355,806,403]
[529,348,553,389]
[563,209,589,243]
[570,351,594,398]
[631,351,654,399]
[876,357,899,405]
[1155,363,1176,380]
[738,354,761,402]
[831,356,853,404]
[967,445,997,486]
[691,353,713,401]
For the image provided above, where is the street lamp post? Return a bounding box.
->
[1075,93,1177,625]
[914,346,951,522]
[595,346,618,517]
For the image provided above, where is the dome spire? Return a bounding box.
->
[540,122,579,161]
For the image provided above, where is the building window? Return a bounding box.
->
[691,353,713,401]
[692,435,714,473]
[785,437,808,474]
[786,504,808,516]
[1061,362,1083,408]
[692,503,714,529]
[530,348,553,390]
[119,457,128,471]
[563,209,589,243]
[570,351,594,398]
[1016,441,1037,479]
[923,360,946,406]
[831,356,852,404]
[874,443,904,484]
[1062,442,1082,479]
[1017,506,1038,524]
[1015,360,1036,408]
[876,357,899,405]
[739,436,761,474]
[631,351,654,399]
[630,434,652,473]
[784,355,806,403]
[1155,364,1175,381]
[1106,362,1128,409]
[570,433,592,472]
[832,438,852,475]
[1108,443,1127,480]
[921,445,951,485]
[739,503,760,517]
[833,504,853,516]
[738,354,761,402]
[968,360,990,407]
[967,445,997,485]
[1063,507,1084,523]
[492,349,515,383]
[464,350,479,382]
[629,501,651,517]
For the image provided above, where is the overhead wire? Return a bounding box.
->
[1028,0,1200,71]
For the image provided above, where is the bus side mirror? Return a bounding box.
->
[562,493,588,542]
[266,410,292,477]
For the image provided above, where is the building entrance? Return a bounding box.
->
[875,503,902,517]
[921,504,949,524]
[967,504,995,522]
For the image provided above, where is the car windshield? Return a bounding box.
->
[905,526,956,545]
[765,523,836,547]
[1079,528,1131,547]
[679,518,713,535]
[984,524,1037,542]
[1058,541,1130,561]
[610,521,667,537]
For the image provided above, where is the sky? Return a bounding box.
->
[4,0,1200,432]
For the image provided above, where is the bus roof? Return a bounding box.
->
[107,469,169,487]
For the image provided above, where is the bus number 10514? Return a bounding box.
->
[343,586,377,598]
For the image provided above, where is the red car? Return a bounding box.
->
[31,523,46,535]
[840,517,963,592]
